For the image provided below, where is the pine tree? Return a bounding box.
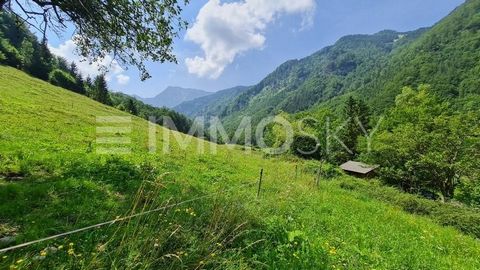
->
[343,96,359,159]
[69,62,78,76]
[341,96,371,161]
[74,72,86,95]
[85,76,94,97]
[125,99,138,115]
[30,41,54,80]
[93,74,111,105]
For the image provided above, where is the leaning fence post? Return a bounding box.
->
[295,164,298,180]
[257,168,264,198]
[316,169,321,187]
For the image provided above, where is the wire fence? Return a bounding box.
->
[0,181,258,254]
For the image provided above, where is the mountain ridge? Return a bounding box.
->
[135,86,211,108]
[173,85,250,118]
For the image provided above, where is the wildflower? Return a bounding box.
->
[329,247,337,255]
[57,245,64,250]
[16,259,23,264]
[216,242,223,247]
[97,244,106,252]
[68,248,75,256]
[9,265,17,270]
[40,250,47,257]
[210,252,216,257]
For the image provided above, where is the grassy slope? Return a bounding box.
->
[0,66,480,269]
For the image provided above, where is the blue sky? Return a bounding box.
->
[47,0,464,98]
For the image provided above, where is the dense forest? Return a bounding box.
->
[0,12,192,134]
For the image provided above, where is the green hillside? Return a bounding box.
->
[1,66,480,269]
[217,29,426,131]
[352,0,480,112]
[204,0,480,134]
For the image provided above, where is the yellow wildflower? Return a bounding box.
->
[16,259,23,264]
[40,250,47,257]
[57,245,64,250]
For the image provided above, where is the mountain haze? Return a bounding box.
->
[136,86,211,108]
[174,86,249,118]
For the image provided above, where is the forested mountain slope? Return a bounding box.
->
[218,29,427,130]
[174,86,249,118]
[213,0,480,131]
[352,0,480,112]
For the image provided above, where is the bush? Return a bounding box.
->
[456,179,480,207]
[49,69,77,92]
[302,160,342,179]
[290,134,320,159]
[0,38,23,68]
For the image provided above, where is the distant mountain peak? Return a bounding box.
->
[135,86,211,108]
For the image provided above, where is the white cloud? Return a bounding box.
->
[116,74,130,85]
[185,0,316,79]
[49,38,130,86]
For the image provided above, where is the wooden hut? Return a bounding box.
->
[340,161,378,178]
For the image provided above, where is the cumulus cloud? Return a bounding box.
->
[49,39,131,86]
[116,74,130,85]
[185,0,316,79]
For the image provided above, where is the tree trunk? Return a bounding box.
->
[441,178,455,202]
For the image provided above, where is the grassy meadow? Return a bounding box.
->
[1,65,480,269]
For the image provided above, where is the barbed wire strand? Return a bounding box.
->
[0,181,258,253]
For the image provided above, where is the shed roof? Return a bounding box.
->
[340,161,378,174]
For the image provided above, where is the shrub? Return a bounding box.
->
[290,134,320,159]
[49,69,77,92]
[456,179,480,207]
[0,38,23,68]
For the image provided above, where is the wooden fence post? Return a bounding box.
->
[295,164,298,180]
[257,168,264,198]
